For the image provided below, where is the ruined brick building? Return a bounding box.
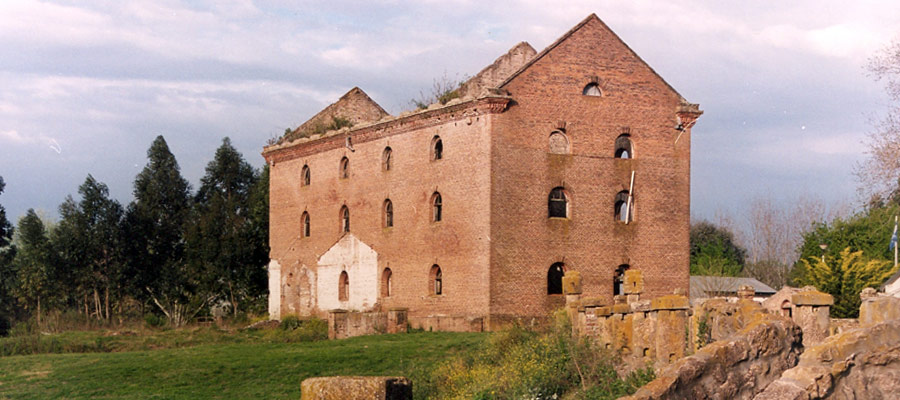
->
[262,14,702,331]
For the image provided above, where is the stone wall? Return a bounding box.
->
[328,308,408,339]
[753,314,900,399]
[301,376,411,400]
[264,14,699,329]
[621,301,803,400]
[569,271,691,371]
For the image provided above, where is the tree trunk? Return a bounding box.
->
[104,285,110,321]
[36,295,41,327]
[93,288,101,320]
[230,282,237,318]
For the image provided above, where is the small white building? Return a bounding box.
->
[689,276,777,303]
[880,270,900,298]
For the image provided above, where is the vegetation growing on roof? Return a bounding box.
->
[282,115,354,143]
[411,74,466,110]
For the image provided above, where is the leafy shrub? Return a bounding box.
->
[271,316,327,342]
[144,314,166,329]
[416,310,655,399]
[279,315,302,331]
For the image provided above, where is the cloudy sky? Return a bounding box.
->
[1,0,898,225]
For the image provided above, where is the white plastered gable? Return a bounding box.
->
[316,233,379,311]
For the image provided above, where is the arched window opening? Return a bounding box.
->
[615,191,633,223]
[615,134,633,159]
[302,211,310,238]
[339,157,349,179]
[549,130,569,154]
[613,264,630,296]
[432,136,443,160]
[583,83,602,96]
[301,165,310,186]
[432,192,442,222]
[382,147,392,171]
[548,187,568,218]
[382,268,392,298]
[340,205,350,232]
[430,265,443,295]
[338,271,349,301]
[548,262,566,295]
[781,300,792,318]
[384,199,394,228]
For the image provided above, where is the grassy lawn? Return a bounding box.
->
[0,331,486,399]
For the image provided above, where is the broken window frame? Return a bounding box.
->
[432,136,443,161]
[339,156,349,179]
[339,271,349,302]
[382,268,392,298]
[430,265,443,296]
[615,134,633,159]
[384,199,393,228]
[301,165,310,186]
[382,146,392,171]
[547,262,566,295]
[548,187,569,218]
[340,205,350,232]
[432,192,442,222]
[613,264,630,296]
[582,83,602,96]
[302,211,310,237]
[614,191,632,223]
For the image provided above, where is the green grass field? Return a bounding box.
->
[0,331,486,399]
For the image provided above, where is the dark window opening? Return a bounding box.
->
[548,262,566,294]
[781,300,792,318]
[384,199,393,228]
[430,265,442,295]
[583,83,602,96]
[382,268,392,298]
[614,191,632,223]
[548,187,568,218]
[432,192,442,222]
[613,264,630,296]
[301,165,310,186]
[382,147,392,171]
[302,211,310,237]
[340,157,349,179]
[432,136,443,160]
[615,134,633,159]
[339,271,349,301]
[341,205,350,232]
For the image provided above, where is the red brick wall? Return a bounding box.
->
[487,17,693,325]
[267,105,496,320]
[265,15,697,329]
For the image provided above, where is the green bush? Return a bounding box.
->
[271,316,327,342]
[144,314,165,329]
[279,315,302,331]
[416,310,655,399]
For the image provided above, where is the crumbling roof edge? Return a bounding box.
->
[262,94,511,156]
[498,13,690,104]
[286,87,389,141]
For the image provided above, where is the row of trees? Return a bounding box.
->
[0,136,268,333]
[690,41,900,318]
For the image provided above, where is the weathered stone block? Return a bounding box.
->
[623,269,644,294]
[612,304,631,314]
[562,270,583,295]
[650,294,689,311]
[301,376,411,400]
[580,296,605,308]
[859,295,900,328]
[791,289,833,306]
